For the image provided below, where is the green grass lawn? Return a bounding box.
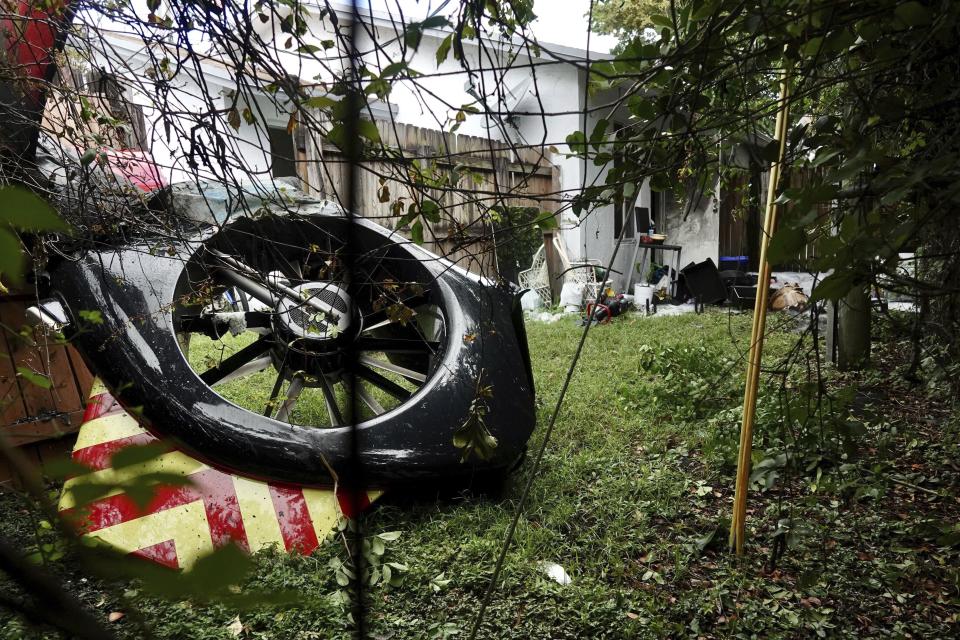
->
[1,309,957,638]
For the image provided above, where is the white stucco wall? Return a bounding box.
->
[663,182,721,269]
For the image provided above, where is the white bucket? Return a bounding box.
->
[560,282,585,309]
[633,284,654,309]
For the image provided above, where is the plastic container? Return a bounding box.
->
[719,255,749,271]
[520,289,543,311]
[633,284,654,309]
[560,281,585,311]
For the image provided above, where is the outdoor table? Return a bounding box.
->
[634,243,683,298]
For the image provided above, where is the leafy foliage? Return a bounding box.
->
[0,186,69,286]
[592,0,671,38]
[579,0,960,379]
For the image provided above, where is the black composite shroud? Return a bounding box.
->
[52,213,536,487]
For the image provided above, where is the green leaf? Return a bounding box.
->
[111,442,171,469]
[0,229,24,283]
[16,366,51,389]
[0,186,70,233]
[419,199,441,223]
[767,227,806,265]
[810,272,854,302]
[452,410,498,461]
[566,131,587,156]
[894,2,932,26]
[421,15,449,30]
[357,119,381,143]
[810,148,841,167]
[404,24,423,49]
[304,95,336,110]
[436,34,453,65]
[122,472,193,508]
[43,457,92,480]
[79,148,97,166]
[801,36,823,57]
[410,219,424,244]
[63,480,116,508]
[695,518,729,553]
[77,309,104,325]
[629,98,656,120]
[589,118,609,151]
[534,210,558,230]
[649,14,673,29]
[380,61,407,78]
[185,543,251,589]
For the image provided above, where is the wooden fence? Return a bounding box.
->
[719,166,829,270]
[296,120,559,275]
[1,295,94,483]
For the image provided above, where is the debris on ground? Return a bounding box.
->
[537,561,572,585]
[525,310,574,323]
[769,282,809,311]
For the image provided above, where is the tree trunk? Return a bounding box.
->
[831,285,871,371]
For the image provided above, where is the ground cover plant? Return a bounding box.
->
[1,309,957,638]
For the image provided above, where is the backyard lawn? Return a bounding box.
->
[1,309,957,638]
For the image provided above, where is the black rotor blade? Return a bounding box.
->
[317,375,345,426]
[353,365,412,400]
[199,335,273,386]
[354,336,439,353]
[264,365,287,416]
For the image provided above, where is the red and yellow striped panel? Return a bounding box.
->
[57,380,379,569]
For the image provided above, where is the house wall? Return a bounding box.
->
[89,11,650,287]
[663,180,721,270]
[554,82,651,292]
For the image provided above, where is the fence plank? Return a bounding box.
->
[305,121,557,277]
[0,301,57,421]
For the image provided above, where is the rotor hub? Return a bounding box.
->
[275,282,354,342]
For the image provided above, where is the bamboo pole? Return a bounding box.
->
[729,66,792,555]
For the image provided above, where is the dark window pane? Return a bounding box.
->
[268,127,297,177]
[635,206,650,233]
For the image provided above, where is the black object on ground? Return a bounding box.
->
[679,258,727,305]
[584,294,631,324]
[719,270,757,288]
[730,285,759,308]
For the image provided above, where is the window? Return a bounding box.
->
[635,206,650,234]
[650,189,661,232]
[268,127,297,178]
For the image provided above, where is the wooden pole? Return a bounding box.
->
[729,66,791,555]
